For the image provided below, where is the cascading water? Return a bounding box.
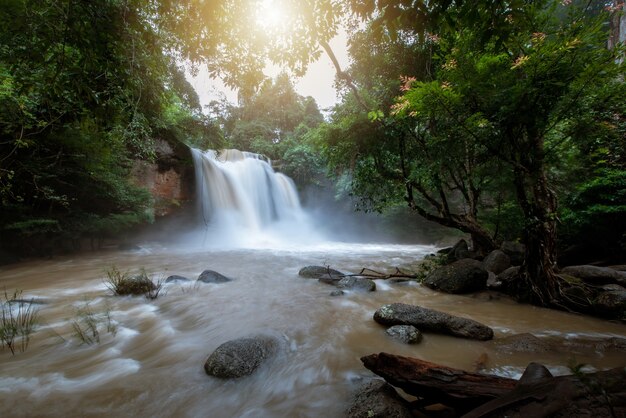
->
[190,148,318,247]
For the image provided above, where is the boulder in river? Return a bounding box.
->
[298,265,345,280]
[337,277,376,292]
[197,270,232,283]
[447,239,471,262]
[594,288,626,318]
[385,325,422,344]
[560,265,626,286]
[500,241,525,266]
[165,275,190,283]
[204,336,278,378]
[490,266,521,293]
[346,380,413,418]
[424,259,488,294]
[374,303,494,340]
[482,250,511,275]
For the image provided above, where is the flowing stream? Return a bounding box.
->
[1,149,625,417]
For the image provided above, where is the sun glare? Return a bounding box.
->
[257,0,289,30]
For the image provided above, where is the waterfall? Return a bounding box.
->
[190,148,314,247]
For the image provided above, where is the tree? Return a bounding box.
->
[391,2,624,305]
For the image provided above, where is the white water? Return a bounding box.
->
[190,148,322,248]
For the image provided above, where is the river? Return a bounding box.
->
[1,242,625,417]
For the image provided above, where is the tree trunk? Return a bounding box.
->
[512,136,560,307]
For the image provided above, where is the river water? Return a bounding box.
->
[1,242,625,417]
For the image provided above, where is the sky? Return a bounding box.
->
[187,31,350,113]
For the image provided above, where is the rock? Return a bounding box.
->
[204,336,278,378]
[337,277,376,292]
[594,290,626,318]
[330,290,345,296]
[424,259,488,294]
[560,265,626,286]
[437,246,453,255]
[602,284,626,291]
[486,272,500,289]
[165,275,190,283]
[493,266,521,293]
[447,239,471,262]
[500,241,525,266]
[346,380,413,418]
[482,250,511,275]
[318,276,342,285]
[489,333,553,353]
[197,270,232,283]
[298,265,345,280]
[385,325,422,344]
[374,303,494,341]
[518,362,554,383]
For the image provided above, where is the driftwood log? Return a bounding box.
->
[361,352,626,417]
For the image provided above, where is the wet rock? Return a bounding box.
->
[518,362,554,384]
[489,333,553,353]
[197,270,232,283]
[482,250,511,275]
[318,276,342,285]
[486,272,499,289]
[385,325,422,344]
[424,259,488,294]
[374,303,494,341]
[337,277,376,292]
[437,246,453,255]
[165,275,190,283]
[594,289,626,318]
[447,239,471,262]
[492,266,521,293]
[298,265,345,280]
[347,380,413,418]
[561,265,626,286]
[330,290,345,296]
[204,336,278,378]
[500,241,525,266]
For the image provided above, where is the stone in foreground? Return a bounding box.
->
[374,303,494,340]
[346,380,413,418]
[197,269,232,283]
[385,325,422,344]
[204,336,278,378]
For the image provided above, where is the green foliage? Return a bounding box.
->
[1,290,39,355]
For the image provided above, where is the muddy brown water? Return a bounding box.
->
[1,243,625,417]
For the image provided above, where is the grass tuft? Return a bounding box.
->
[1,290,39,355]
[104,266,163,299]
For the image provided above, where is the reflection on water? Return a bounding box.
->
[1,244,625,417]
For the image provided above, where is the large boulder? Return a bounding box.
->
[482,250,511,275]
[447,239,471,262]
[385,325,422,344]
[500,241,525,266]
[560,265,626,287]
[337,277,376,292]
[197,270,232,283]
[424,259,488,294]
[374,303,494,340]
[204,336,278,378]
[298,265,345,280]
[347,380,413,418]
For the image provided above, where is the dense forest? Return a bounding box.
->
[1,1,624,310]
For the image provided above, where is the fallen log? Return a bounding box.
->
[361,353,517,412]
[361,353,626,417]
